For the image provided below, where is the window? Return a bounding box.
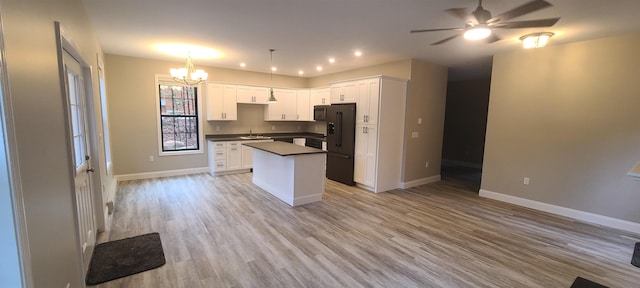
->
[156,76,203,155]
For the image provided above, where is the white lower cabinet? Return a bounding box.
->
[208,141,227,174]
[209,139,274,175]
[226,142,242,171]
[354,124,377,187]
[241,139,273,169]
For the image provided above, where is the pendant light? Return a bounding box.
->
[267,49,278,103]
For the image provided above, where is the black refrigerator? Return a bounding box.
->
[326,103,356,186]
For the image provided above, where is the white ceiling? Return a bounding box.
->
[82,0,640,79]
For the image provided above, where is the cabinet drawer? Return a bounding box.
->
[214,150,226,160]
[213,160,226,171]
[212,142,226,149]
[227,141,241,148]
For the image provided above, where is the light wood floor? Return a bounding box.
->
[94,173,640,287]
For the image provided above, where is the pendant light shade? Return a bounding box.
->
[267,49,278,103]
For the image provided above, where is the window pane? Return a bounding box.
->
[158,82,199,152]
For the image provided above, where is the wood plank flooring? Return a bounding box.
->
[94,173,640,287]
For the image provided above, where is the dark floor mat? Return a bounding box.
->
[570,276,608,288]
[86,232,165,285]
[632,242,640,268]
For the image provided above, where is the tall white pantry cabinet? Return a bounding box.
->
[331,76,407,193]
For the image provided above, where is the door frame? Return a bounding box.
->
[54,21,105,274]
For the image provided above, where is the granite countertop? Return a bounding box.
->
[206,132,325,142]
[243,141,327,156]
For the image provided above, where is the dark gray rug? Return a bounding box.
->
[632,242,640,268]
[571,277,609,288]
[86,232,165,285]
[570,277,608,288]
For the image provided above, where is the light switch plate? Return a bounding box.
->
[411,132,419,138]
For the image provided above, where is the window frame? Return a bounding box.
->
[155,75,204,156]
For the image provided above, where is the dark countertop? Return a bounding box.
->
[206,132,325,142]
[243,141,326,156]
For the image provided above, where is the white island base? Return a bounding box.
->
[251,148,326,206]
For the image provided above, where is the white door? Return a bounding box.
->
[64,51,96,267]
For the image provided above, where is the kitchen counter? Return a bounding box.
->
[242,141,326,156]
[206,132,325,142]
[246,141,326,206]
[629,161,640,179]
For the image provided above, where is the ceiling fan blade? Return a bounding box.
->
[446,8,474,23]
[410,28,464,33]
[492,18,560,29]
[485,34,501,44]
[488,0,552,23]
[432,34,459,45]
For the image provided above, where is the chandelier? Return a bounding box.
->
[170,52,208,86]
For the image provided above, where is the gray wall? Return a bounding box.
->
[1,0,108,286]
[442,78,491,167]
[482,32,640,223]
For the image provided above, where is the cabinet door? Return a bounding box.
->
[356,78,380,125]
[241,147,253,169]
[264,89,285,120]
[296,90,310,121]
[365,78,380,124]
[330,81,357,103]
[207,83,225,121]
[354,124,377,186]
[223,85,237,120]
[237,86,268,104]
[226,142,242,170]
[281,89,297,120]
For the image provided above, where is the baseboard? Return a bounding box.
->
[442,159,483,169]
[116,167,209,182]
[293,193,324,206]
[400,175,441,189]
[479,189,640,234]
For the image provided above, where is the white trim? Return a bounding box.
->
[400,175,441,189]
[441,159,483,169]
[154,74,204,157]
[479,189,640,234]
[628,161,640,179]
[116,167,208,182]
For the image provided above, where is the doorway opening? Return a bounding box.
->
[441,59,492,192]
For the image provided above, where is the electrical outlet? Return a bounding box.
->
[411,132,419,138]
[297,125,301,131]
[425,162,429,168]
[418,118,422,124]
[215,126,220,131]
[271,125,276,131]
[149,155,154,162]
[523,177,530,185]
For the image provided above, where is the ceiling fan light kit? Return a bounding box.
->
[464,26,491,40]
[520,32,554,48]
[410,0,560,46]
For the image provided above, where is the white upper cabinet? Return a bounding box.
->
[356,78,380,125]
[330,81,358,103]
[310,87,330,106]
[264,88,297,121]
[296,89,311,121]
[207,83,237,121]
[236,85,269,104]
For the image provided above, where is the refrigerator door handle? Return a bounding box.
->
[328,152,351,159]
[337,111,343,147]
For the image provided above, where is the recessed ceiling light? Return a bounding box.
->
[271,67,277,72]
[240,62,246,68]
[298,70,304,75]
[328,57,336,63]
[316,66,323,71]
[354,50,362,57]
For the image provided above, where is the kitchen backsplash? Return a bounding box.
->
[204,103,327,135]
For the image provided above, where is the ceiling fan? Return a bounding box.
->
[411,0,560,45]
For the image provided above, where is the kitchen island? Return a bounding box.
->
[242,141,326,206]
